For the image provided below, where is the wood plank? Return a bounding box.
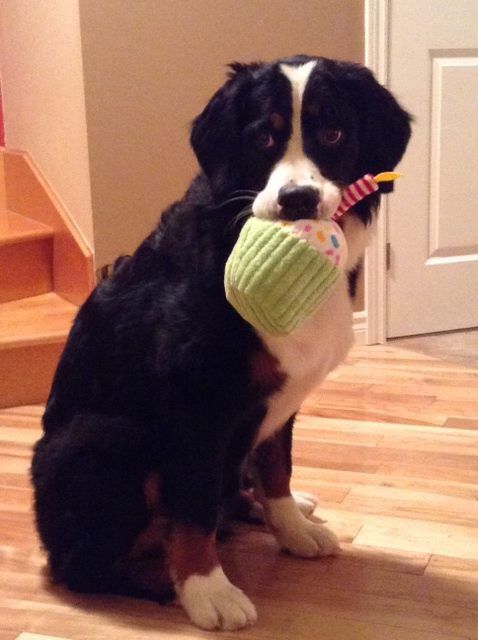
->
[0,293,76,350]
[16,634,71,640]
[0,406,45,418]
[293,440,478,475]
[353,517,478,560]
[292,463,478,500]
[341,484,478,527]
[444,416,478,429]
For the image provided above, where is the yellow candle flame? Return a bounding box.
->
[374,171,403,183]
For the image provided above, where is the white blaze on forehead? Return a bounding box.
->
[280,61,317,155]
[252,59,341,220]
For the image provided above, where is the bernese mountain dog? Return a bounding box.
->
[31,55,411,631]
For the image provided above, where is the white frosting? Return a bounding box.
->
[280,218,348,269]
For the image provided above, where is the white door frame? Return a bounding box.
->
[364,0,390,344]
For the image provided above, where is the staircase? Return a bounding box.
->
[0,149,94,408]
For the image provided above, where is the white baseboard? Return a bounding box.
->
[353,310,367,346]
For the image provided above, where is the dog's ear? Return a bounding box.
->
[190,63,260,197]
[339,65,412,193]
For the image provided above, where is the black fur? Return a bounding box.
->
[31,55,411,596]
[348,260,363,300]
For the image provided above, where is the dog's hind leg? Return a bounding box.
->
[115,510,174,602]
[31,414,168,598]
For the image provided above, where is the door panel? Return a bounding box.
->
[387,1,478,337]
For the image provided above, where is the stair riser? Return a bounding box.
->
[3,151,94,304]
[0,237,53,303]
[0,341,63,408]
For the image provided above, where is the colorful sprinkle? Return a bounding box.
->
[331,234,339,248]
[316,231,325,242]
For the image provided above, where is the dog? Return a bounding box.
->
[31,55,411,631]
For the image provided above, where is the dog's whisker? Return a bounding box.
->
[228,189,259,196]
[226,205,253,234]
[217,195,255,208]
[226,196,255,202]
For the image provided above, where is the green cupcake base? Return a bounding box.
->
[224,217,341,336]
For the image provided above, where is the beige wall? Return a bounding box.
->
[0,0,94,247]
[0,0,365,308]
[80,0,364,267]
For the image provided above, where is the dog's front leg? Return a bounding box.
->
[253,417,340,558]
[168,523,256,631]
[163,433,256,631]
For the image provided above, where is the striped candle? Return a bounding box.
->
[332,172,402,220]
[332,174,378,220]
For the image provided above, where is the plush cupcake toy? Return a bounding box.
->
[224,172,400,336]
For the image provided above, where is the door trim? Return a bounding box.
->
[364,0,389,344]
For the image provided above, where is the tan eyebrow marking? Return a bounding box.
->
[304,102,321,117]
[270,112,285,130]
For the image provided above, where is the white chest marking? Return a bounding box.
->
[250,61,374,445]
[255,279,353,445]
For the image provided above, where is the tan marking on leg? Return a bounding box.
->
[117,553,173,600]
[168,524,219,585]
[143,471,162,513]
[249,349,285,394]
[233,488,265,523]
[116,515,172,598]
[253,419,293,499]
[130,515,168,558]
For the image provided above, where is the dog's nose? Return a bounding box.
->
[277,185,320,220]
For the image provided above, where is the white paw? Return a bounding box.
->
[278,519,340,558]
[266,496,340,558]
[292,491,318,519]
[178,567,257,631]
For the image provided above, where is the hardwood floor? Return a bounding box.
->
[1,343,478,640]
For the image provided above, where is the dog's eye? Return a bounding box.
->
[319,129,343,146]
[255,131,275,150]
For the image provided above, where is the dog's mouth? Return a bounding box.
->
[252,181,342,223]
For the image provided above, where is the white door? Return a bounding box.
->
[386,0,478,338]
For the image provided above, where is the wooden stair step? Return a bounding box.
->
[0,210,53,246]
[0,211,56,303]
[0,292,77,350]
[0,149,94,408]
[0,293,77,408]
